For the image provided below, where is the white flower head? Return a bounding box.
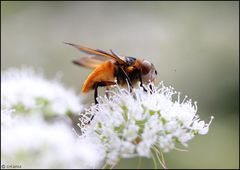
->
[1,117,104,169]
[79,82,214,166]
[1,67,83,120]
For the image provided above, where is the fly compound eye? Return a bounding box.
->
[141,60,152,75]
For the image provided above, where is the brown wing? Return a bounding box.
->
[64,42,126,65]
[72,56,110,69]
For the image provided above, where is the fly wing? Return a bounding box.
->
[64,42,126,65]
[72,56,111,69]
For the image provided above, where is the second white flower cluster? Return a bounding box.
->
[1,68,104,169]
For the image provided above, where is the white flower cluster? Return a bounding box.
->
[80,82,213,165]
[1,67,82,119]
[1,109,104,169]
[1,67,104,169]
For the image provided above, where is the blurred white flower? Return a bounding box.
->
[1,67,104,169]
[79,82,214,166]
[1,67,83,119]
[1,115,105,169]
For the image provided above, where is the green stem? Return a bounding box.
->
[174,147,188,152]
[137,156,142,169]
[101,163,113,169]
[152,145,168,169]
[151,148,158,169]
[101,159,119,169]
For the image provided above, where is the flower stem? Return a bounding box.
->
[137,156,142,169]
[152,145,168,169]
[151,148,158,169]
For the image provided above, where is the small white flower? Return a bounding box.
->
[122,122,139,141]
[137,141,151,157]
[192,116,214,135]
[120,141,136,157]
[1,67,83,119]
[79,82,214,166]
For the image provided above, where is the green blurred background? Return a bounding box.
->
[1,1,239,169]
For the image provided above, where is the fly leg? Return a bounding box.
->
[87,83,101,124]
[118,67,133,92]
[105,87,110,99]
[137,69,148,92]
[87,81,116,124]
[94,82,100,104]
[94,81,116,104]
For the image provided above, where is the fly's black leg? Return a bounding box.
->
[119,67,133,92]
[88,82,101,124]
[105,87,110,99]
[88,81,115,124]
[138,69,148,92]
[94,81,116,104]
[94,82,100,104]
[89,114,95,123]
[149,84,153,91]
